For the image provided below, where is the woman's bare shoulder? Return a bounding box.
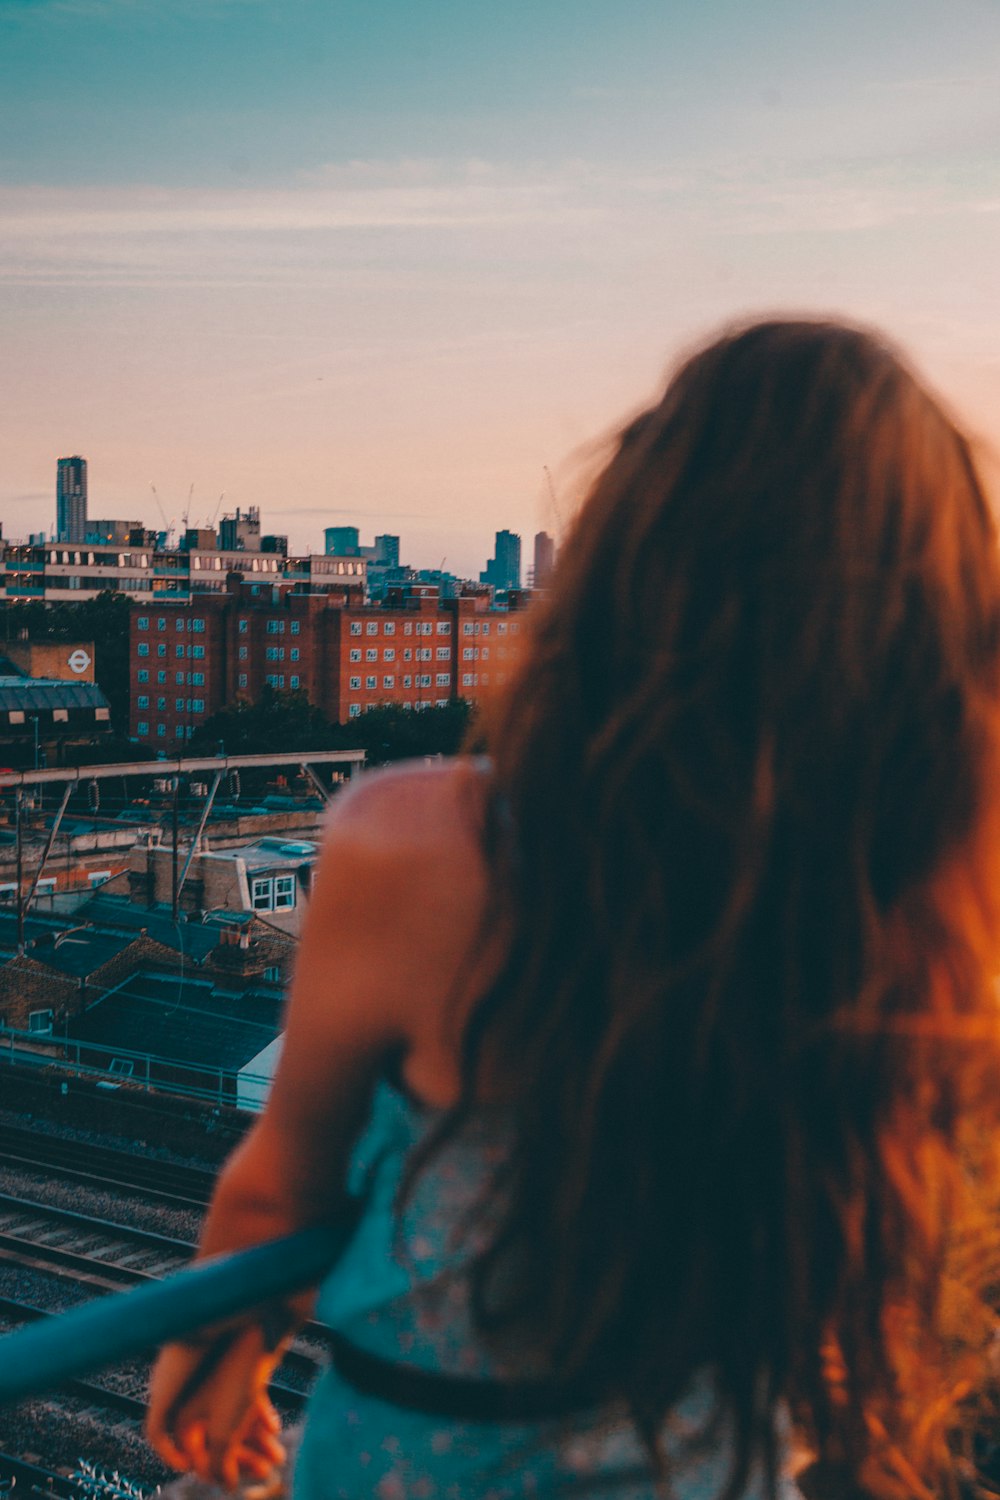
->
[325,756,491,864]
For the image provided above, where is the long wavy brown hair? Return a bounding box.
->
[455,320,1000,1497]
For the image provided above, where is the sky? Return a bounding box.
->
[2,0,1000,577]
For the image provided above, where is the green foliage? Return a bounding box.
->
[0,593,131,732]
[189,686,333,756]
[191,690,474,765]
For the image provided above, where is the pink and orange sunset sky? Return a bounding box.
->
[2,0,1000,577]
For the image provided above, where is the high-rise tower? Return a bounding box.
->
[480,529,521,591]
[56,456,87,543]
[533,531,555,588]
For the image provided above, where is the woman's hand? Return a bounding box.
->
[146,1322,289,1490]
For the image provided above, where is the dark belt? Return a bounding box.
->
[327,1332,606,1423]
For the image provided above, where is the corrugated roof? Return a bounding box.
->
[0,677,109,712]
[71,972,281,1071]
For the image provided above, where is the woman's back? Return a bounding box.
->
[149,320,1000,1500]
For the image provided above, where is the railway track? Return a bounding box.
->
[0,1127,320,1488]
[0,1128,216,1211]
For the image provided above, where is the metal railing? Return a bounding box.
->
[0,1223,353,1407]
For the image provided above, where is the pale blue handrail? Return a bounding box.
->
[0,1223,353,1407]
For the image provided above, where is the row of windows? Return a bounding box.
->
[348,619,451,638]
[136,616,207,632]
[136,642,207,659]
[136,722,196,738]
[263,674,301,689]
[347,673,450,691]
[347,699,451,717]
[462,620,517,636]
[136,696,206,712]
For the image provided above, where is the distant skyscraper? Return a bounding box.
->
[56,456,87,542]
[533,531,555,588]
[480,529,521,591]
[325,525,360,557]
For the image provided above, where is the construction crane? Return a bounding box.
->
[150,484,176,547]
[542,465,564,532]
[208,492,225,529]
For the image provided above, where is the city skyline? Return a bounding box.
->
[3,2,1000,576]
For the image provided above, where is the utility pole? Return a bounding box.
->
[15,790,24,956]
[171,776,180,922]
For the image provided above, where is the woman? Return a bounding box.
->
[148,320,1000,1499]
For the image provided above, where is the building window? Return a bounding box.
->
[175,644,184,658]
[463,647,474,660]
[290,675,300,690]
[157,671,166,684]
[192,645,205,659]
[463,622,474,635]
[419,674,432,687]
[266,646,284,661]
[265,673,285,688]
[350,621,362,636]
[158,617,167,630]
[157,697,166,710]
[498,621,507,634]
[264,965,281,982]
[191,698,205,713]
[290,620,300,635]
[403,622,413,636]
[417,647,432,662]
[365,648,377,662]
[175,697,185,711]
[383,648,395,662]
[349,648,361,662]
[403,675,412,688]
[462,673,473,686]
[191,671,205,686]
[365,675,377,689]
[137,721,149,735]
[266,619,285,634]
[137,695,149,709]
[383,675,395,689]
[349,703,361,717]
[192,618,205,632]
[176,618,185,631]
[418,622,433,636]
[157,723,166,736]
[137,669,149,683]
[366,621,378,636]
[384,621,396,635]
[28,1009,54,1035]
[238,645,248,660]
[176,672,184,685]
[349,676,361,689]
[290,648,299,661]
[238,673,248,688]
[437,621,451,635]
[156,644,166,657]
[137,643,150,657]
[137,616,149,630]
[239,618,248,633]
[436,673,451,686]
[403,648,413,661]
[436,647,449,660]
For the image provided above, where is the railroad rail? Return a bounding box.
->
[0,1127,217,1210]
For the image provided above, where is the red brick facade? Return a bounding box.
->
[128,583,527,739]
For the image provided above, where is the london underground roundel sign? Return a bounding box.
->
[68,649,91,674]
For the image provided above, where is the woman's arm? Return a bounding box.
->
[146,770,446,1481]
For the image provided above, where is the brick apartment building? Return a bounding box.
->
[128,581,527,743]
